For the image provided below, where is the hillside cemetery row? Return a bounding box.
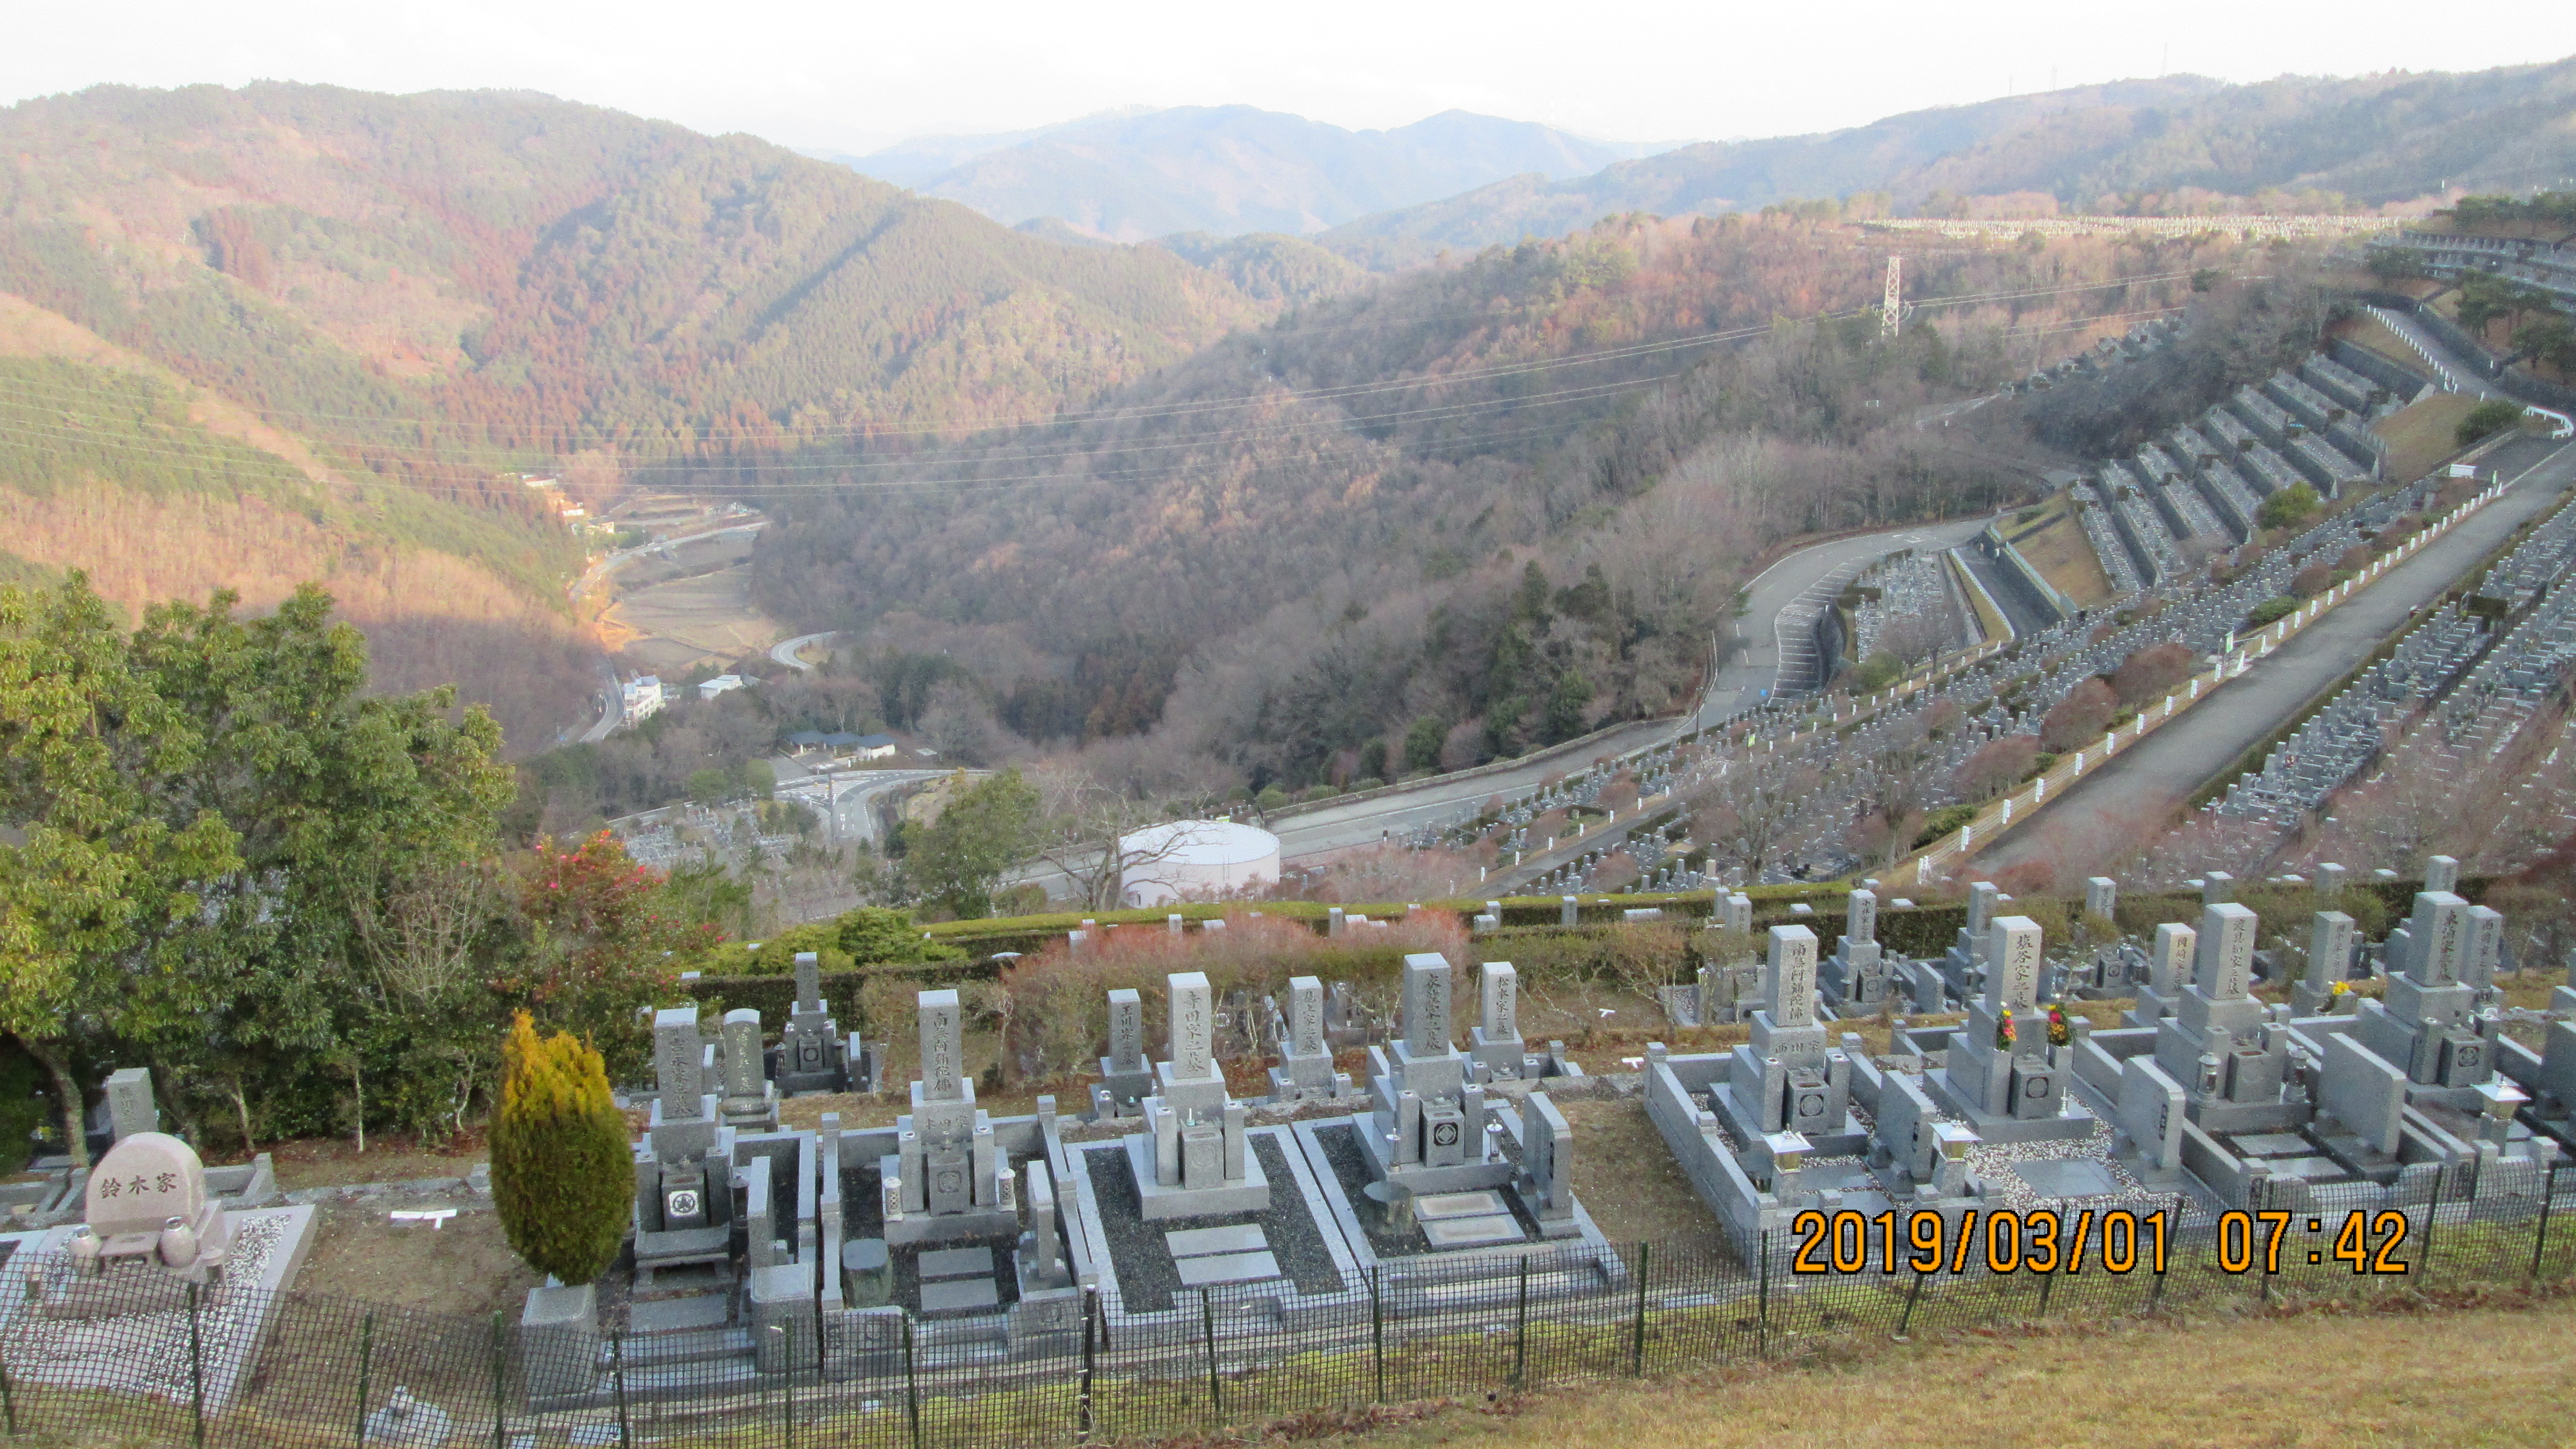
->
[6,854,2574,1428]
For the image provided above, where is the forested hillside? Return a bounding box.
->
[745,213,2270,794]
[1324,60,2576,264]
[0,83,1281,749]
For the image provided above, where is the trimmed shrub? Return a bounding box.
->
[491,1014,633,1286]
[2244,596,2298,629]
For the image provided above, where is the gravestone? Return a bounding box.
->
[1820,888,1889,1010]
[1720,926,1853,1149]
[2152,903,2290,1131]
[718,1008,779,1130]
[2423,855,2460,894]
[1469,961,1527,1081]
[2084,877,2118,920]
[776,951,853,1095]
[887,989,1013,1241]
[1132,972,1266,1217]
[2292,912,2357,1016]
[1926,916,2083,1139]
[1361,953,1491,1186]
[2354,891,2489,1093]
[2114,1057,2187,1183]
[77,1131,230,1281]
[105,1068,158,1144]
[1268,975,1356,1101]
[2315,863,2346,903]
[2127,922,2196,1028]
[1517,1092,1579,1234]
[1091,988,1154,1119]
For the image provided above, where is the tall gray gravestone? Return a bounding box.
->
[1928,916,2081,1139]
[1131,971,1265,1216]
[1469,961,1527,1080]
[1364,953,1488,1181]
[776,950,853,1095]
[1722,925,1852,1145]
[718,1007,779,1130]
[1268,974,1355,1101]
[887,988,1010,1237]
[2151,902,2290,1130]
[1091,987,1154,1119]
[2293,911,2358,1016]
[2353,891,2490,1091]
[104,1067,158,1144]
[1821,888,1888,1010]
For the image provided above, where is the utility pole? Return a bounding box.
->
[1881,255,1902,341]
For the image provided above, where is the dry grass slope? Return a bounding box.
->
[1295,1296,2576,1449]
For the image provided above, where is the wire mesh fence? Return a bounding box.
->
[2,1158,2567,1448]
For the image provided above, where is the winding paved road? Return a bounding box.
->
[1268,514,1999,863]
[1973,434,2575,880]
[771,631,837,673]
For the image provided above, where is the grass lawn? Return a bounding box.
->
[1240,1292,2576,1449]
[2374,393,2482,485]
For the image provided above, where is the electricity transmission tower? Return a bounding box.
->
[1880,255,1902,340]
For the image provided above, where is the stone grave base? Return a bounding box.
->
[1063,1125,1365,1342]
[1351,1110,1520,1196]
[1295,1117,1621,1285]
[1923,1068,2097,1144]
[3,1206,315,1414]
[1120,1133,1271,1220]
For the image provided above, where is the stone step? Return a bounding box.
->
[604,1324,751,1369]
[627,1292,734,1337]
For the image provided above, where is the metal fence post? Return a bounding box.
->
[1370,1267,1385,1404]
[768,1325,791,1449]
[1511,1258,1530,1390]
[353,1311,375,1447]
[489,1310,506,1449]
[2423,1169,2445,1287]
[187,1281,206,1449]
[0,1347,16,1437]
[612,1334,629,1447]
[1199,1288,1222,1419]
[2532,1162,2559,1282]
[1897,1268,1926,1339]
[1756,1230,1771,1358]
[902,1317,922,1449]
[1628,1243,1649,1376]
[1077,1287,1097,1442]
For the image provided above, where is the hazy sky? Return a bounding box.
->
[6,0,2570,154]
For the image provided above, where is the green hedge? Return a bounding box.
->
[804,874,2487,983]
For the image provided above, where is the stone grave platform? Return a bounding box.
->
[1061,1125,1360,1337]
[4,1206,316,1414]
[1293,1116,1621,1285]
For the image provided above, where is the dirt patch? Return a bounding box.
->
[293,1198,540,1317]
[1557,1098,1727,1258]
[605,562,782,674]
[203,1130,490,1192]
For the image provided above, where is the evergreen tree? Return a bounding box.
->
[490,1012,633,1287]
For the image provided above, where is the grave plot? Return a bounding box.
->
[2,1090,318,1415]
[1055,970,1360,1336]
[2072,874,2555,1213]
[1651,915,2179,1258]
[1289,954,1623,1296]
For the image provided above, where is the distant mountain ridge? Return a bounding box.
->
[834,105,1665,242]
[1323,60,2576,264]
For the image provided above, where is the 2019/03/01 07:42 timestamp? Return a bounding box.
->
[1786,1208,2412,1275]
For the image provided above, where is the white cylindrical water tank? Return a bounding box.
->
[1116,820,1281,907]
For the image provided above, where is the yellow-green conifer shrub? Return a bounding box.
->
[491,1013,633,1286]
